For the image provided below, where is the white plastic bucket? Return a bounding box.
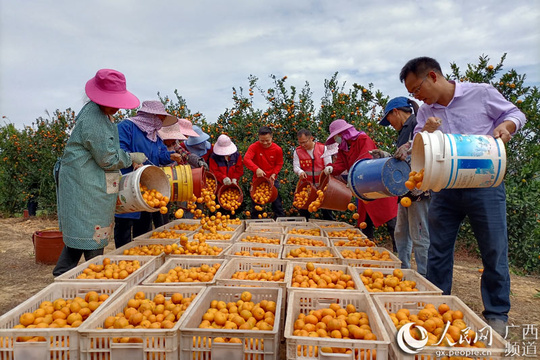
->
[411,130,506,192]
[115,165,171,214]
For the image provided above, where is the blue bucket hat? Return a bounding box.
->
[379,97,411,126]
[185,125,210,145]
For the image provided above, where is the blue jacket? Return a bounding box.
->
[116,120,172,219]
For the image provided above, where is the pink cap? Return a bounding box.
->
[85,69,139,109]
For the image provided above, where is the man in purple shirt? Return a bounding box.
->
[399,57,526,336]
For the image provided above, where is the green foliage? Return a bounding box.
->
[0,54,538,274]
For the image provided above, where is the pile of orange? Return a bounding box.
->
[287,228,321,236]
[290,263,356,289]
[98,291,196,333]
[196,184,219,213]
[230,269,285,282]
[389,303,487,349]
[121,243,174,256]
[194,232,233,242]
[14,291,108,336]
[252,182,272,204]
[293,184,311,208]
[405,168,425,190]
[320,223,350,228]
[340,248,393,261]
[285,247,335,259]
[286,236,326,246]
[199,212,235,232]
[205,176,217,193]
[307,187,326,213]
[326,229,364,239]
[241,235,280,245]
[153,263,221,283]
[292,302,377,346]
[150,230,189,241]
[219,187,242,214]
[140,185,170,215]
[76,258,141,280]
[333,238,375,247]
[233,247,279,258]
[170,223,199,231]
[174,238,224,256]
[359,268,419,292]
[197,291,276,331]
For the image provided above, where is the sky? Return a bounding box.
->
[1,0,539,129]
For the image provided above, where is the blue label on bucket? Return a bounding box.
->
[457,159,494,171]
[454,135,493,156]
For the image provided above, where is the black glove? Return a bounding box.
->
[198,159,209,170]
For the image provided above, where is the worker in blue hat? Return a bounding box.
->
[372,96,431,276]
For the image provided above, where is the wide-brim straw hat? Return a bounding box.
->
[138,100,178,126]
[186,125,210,145]
[158,123,187,141]
[213,134,237,156]
[325,119,354,145]
[177,118,199,137]
[85,69,140,109]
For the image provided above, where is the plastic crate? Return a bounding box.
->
[245,223,285,234]
[352,267,442,296]
[108,238,179,256]
[284,234,330,247]
[244,218,275,224]
[141,258,227,286]
[372,295,506,360]
[179,286,283,360]
[276,216,307,223]
[224,243,282,260]
[0,282,125,360]
[284,224,323,237]
[78,285,205,360]
[284,262,365,294]
[323,228,367,239]
[193,230,238,242]
[313,220,354,229]
[54,255,160,288]
[168,241,231,259]
[134,219,200,240]
[282,245,340,264]
[330,237,377,248]
[284,290,390,360]
[337,247,402,269]
[215,258,288,289]
[236,232,284,245]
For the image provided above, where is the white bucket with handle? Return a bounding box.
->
[411,130,506,192]
[115,165,171,214]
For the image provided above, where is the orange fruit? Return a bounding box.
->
[359,222,367,229]
[404,180,416,190]
[347,203,357,211]
[400,197,412,207]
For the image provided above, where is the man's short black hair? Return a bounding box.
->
[297,129,312,138]
[258,126,273,136]
[400,57,443,82]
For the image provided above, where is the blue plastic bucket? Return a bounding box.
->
[348,157,410,200]
[411,131,506,192]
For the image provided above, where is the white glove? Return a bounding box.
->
[231,178,237,184]
[223,177,232,185]
[130,152,147,164]
[324,166,334,175]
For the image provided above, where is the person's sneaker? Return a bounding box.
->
[486,318,507,337]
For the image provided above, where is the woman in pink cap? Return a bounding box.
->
[323,119,398,245]
[209,134,244,187]
[114,100,184,248]
[53,69,142,276]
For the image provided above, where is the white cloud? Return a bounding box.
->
[1,0,539,128]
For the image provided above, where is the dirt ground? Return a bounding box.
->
[1,216,538,345]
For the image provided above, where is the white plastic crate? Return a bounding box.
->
[54,255,160,288]
[284,290,390,360]
[179,286,283,360]
[78,285,205,360]
[284,234,330,247]
[284,224,323,237]
[108,238,179,256]
[215,258,288,289]
[236,232,284,245]
[0,282,125,360]
[141,258,227,286]
[224,243,282,260]
[284,262,365,293]
[276,216,307,223]
[352,267,443,296]
[193,230,238,242]
[244,218,275,224]
[323,227,367,239]
[134,219,200,240]
[372,295,506,360]
[245,223,284,234]
[337,247,402,269]
[330,237,377,248]
[282,245,340,264]
[167,241,231,259]
[313,220,354,229]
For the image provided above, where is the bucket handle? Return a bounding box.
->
[435,130,446,162]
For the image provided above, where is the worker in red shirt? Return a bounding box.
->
[324,119,397,245]
[209,134,244,187]
[243,126,285,219]
[293,129,334,221]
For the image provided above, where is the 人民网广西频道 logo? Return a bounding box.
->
[396,323,429,354]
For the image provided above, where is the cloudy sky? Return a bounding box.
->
[1,0,539,129]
